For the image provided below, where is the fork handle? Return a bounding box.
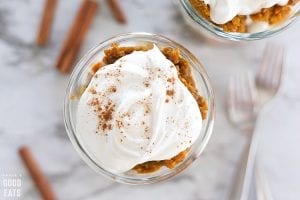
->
[230,127,261,200]
[255,156,274,200]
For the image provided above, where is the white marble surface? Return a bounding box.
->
[0,0,299,199]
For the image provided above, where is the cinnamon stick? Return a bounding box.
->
[19,146,56,200]
[56,0,90,69]
[56,0,98,73]
[106,0,127,24]
[36,0,58,46]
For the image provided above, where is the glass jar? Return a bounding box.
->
[177,0,300,41]
[64,32,215,184]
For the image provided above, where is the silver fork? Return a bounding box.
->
[228,43,284,200]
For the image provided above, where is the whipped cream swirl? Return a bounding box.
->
[76,45,202,173]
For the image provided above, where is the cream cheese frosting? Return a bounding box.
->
[76,45,202,173]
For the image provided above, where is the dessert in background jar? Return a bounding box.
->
[189,0,300,33]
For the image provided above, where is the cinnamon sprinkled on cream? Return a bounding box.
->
[107,85,117,93]
[167,77,175,84]
[88,98,115,132]
[166,89,175,97]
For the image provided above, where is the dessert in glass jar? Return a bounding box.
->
[64,32,214,184]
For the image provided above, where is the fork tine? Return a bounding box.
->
[265,44,280,89]
[239,74,248,106]
[238,72,254,108]
[236,74,244,107]
[228,75,236,113]
[256,43,276,87]
[246,72,256,108]
[228,74,245,120]
[256,43,284,91]
[256,45,266,87]
[228,75,238,121]
[270,46,284,91]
